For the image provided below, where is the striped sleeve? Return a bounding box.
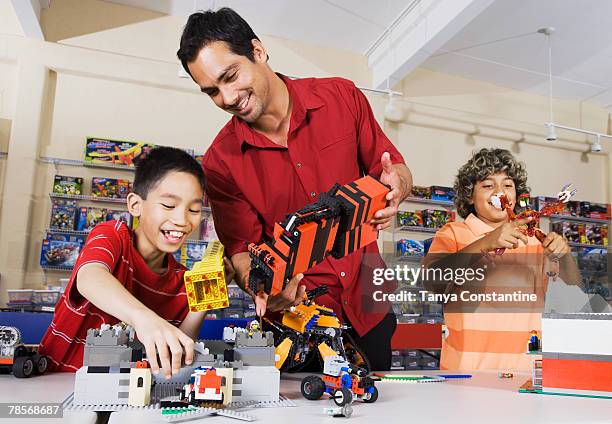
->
[67,221,125,308]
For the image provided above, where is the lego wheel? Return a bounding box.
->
[333,387,353,406]
[13,356,34,378]
[300,375,325,400]
[362,386,378,403]
[34,355,49,374]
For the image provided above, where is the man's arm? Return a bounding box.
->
[76,263,194,379]
[179,311,206,340]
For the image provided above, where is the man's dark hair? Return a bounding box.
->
[177,7,262,76]
[133,146,205,199]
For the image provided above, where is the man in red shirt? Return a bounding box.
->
[177,8,413,369]
[39,147,219,377]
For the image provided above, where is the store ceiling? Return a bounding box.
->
[422,0,612,108]
[103,0,612,109]
[104,0,411,55]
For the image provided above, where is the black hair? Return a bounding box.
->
[177,7,263,77]
[133,146,205,199]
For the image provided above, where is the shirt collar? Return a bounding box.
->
[235,74,324,150]
[464,213,494,237]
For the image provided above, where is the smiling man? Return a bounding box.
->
[177,8,413,370]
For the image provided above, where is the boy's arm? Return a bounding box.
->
[178,311,206,340]
[76,263,194,379]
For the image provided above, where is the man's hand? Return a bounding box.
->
[132,309,195,379]
[371,152,412,230]
[253,274,306,317]
[223,256,236,283]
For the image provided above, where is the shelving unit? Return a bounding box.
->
[548,214,609,224]
[49,192,127,204]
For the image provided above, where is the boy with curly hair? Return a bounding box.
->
[424,148,580,370]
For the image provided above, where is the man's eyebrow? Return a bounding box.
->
[200,63,239,93]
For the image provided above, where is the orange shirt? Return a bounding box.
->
[426,214,546,371]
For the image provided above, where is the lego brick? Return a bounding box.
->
[73,367,130,406]
[542,352,612,362]
[542,316,612,355]
[235,331,274,347]
[543,312,612,320]
[232,366,280,403]
[542,357,612,392]
[233,346,276,366]
[128,367,152,407]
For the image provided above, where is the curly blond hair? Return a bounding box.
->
[454,148,530,219]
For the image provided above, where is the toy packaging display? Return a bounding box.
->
[52,175,83,196]
[173,242,207,269]
[199,216,218,242]
[410,185,431,199]
[584,223,609,246]
[49,199,77,231]
[396,239,425,257]
[536,197,611,220]
[40,233,85,268]
[397,211,423,227]
[91,177,131,199]
[551,221,584,243]
[430,185,455,202]
[85,137,154,167]
[76,207,108,232]
[106,210,133,229]
[422,209,455,228]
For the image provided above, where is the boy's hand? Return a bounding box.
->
[252,273,306,317]
[132,309,195,379]
[542,232,570,260]
[483,217,532,251]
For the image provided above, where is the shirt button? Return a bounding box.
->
[310,192,316,197]
[343,300,348,305]
[340,272,346,277]
[296,163,302,168]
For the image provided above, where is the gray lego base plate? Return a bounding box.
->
[63,380,296,412]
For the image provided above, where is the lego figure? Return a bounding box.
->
[528,330,540,352]
[247,320,261,337]
[179,366,233,406]
[300,355,378,406]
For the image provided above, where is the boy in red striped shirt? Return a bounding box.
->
[39,147,229,379]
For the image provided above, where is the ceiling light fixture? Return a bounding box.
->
[539,26,556,141]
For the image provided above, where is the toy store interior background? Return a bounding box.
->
[0,0,611,380]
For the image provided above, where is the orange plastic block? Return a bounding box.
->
[542,358,612,392]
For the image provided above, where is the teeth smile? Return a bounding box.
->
[238,95,249,111]
[162,230,185,239]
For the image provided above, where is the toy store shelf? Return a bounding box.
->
[403,197,454,207]
[40,265,73,272]
[46,228,89,236]
[391,323,442,349]
[49,193,127,204]
[568,242,609,249]
[548,214,610,224]
[40,156,136,172]
[395,255,425,263]
[395,225,440,234]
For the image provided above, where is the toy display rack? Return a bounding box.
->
[549,214,610,225]
[402,196,454,207]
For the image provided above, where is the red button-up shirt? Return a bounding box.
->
[202,75,405,336]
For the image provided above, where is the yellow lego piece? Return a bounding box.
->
[184,241,229,312]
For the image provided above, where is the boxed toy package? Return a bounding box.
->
[85,137,154,167]
[584,223,609,246]
[430,186,455,202]
[397,211,423,227]
[91,177,131,199]
[53,175,83,196]
[173,242,207,269]
[396,239,425,257]
[49,200,77,231]
[40,233,86,268]
[106,209,133,228]
[422,209,455,228]
[76,207,108,232]
[410,186,431,199]
[552,221,584,243]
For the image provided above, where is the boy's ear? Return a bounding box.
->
[127,192,143,217]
